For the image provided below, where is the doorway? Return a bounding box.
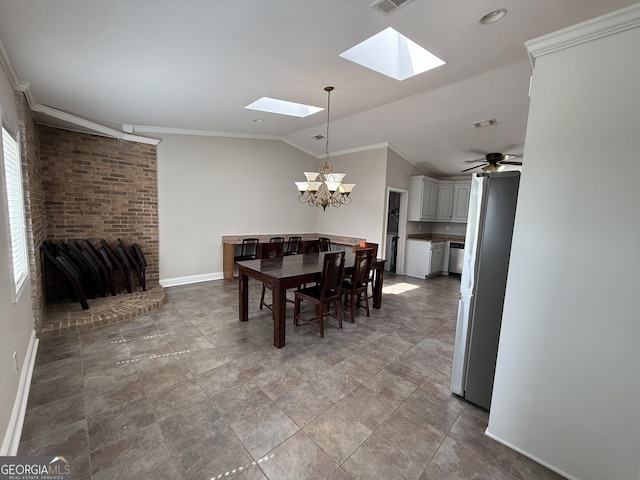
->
[383,187,408,275]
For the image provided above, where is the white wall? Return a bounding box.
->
[487,8,640,480]
[314,147,387,246]
[0,67,36,451]
[157,134,318,282]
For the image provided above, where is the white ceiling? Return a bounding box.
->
[0,0,635,177]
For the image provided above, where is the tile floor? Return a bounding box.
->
[19,274,565,480]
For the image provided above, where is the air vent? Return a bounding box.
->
[473,118,498,128]
[312,134,325,140]
[370,0,413,16]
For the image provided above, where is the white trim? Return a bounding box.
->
[130,125,279,141]
[160,272,223,288]
[526,3,640,63]
[0,37,22,90]
[1,330,38,456]
[31,105,160,145]
[484,429,577,480]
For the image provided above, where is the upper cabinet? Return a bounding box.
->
[452,181,471,223]
[436,181,454,221]
[408,176,439,221]
[410,176,471,223]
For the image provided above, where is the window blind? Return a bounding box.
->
[2,125,28,300]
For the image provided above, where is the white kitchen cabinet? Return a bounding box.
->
[408,176,438,221]
[436,181,454,221]
[451,181,471,223]
[405,239,430,278]
[406,239,445,278]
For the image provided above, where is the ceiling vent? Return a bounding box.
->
[370,0,414,16]
[473,118,498,128]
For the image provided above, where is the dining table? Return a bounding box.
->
[237,251,386,348]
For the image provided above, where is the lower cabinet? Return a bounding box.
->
[406,239,445,278]
[405,239,430,278]
[429,242,445,276]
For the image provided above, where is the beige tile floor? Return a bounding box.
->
[19,274,565,480]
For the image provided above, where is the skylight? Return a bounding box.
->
[339,27,445,81]
[244,97,323,118]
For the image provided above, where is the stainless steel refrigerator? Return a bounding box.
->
[450,171,520,410]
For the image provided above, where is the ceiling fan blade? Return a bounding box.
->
[503,153,523,159]
[461,163,487,173]
[464,158,485,164]
[465,149,490,156]
[498,161,523,166]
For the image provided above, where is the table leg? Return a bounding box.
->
[239,268,248,322]
[373,266,384,309]
[272,281,287,348]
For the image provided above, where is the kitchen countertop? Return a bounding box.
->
[407,234,465,243]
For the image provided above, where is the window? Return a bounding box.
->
[2,122,28,301]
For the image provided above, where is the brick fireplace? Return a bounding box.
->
[17,94,163,335]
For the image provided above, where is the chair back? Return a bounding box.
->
[270,236,285,243]
[285,236,302,255]
[260,241,283,259]
[318,237,331,252]
[303,240,321,254]
[320,252,344,298]
[352,248,372,285]
[240,238,259,257]
[363,242,378,258]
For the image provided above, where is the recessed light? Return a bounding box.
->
[253,119,264,123]
[479,8,507,25]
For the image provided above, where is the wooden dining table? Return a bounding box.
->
[237,251,386,348]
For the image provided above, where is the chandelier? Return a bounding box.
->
[295,86,355,211]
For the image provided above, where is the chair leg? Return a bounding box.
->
[259,284,266,310]
[319,303,324,338]
[350,292,356,324]
[362,292,370,318]
[337,299,343,330]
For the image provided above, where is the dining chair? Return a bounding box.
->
[342,248,372,323]
[234,238,259,262]
[294,251,345,338]
[284,236,301,256]
[302,240,321,254]
[362,242,378,299]
[318,237,332,252]
[270,236,285,243]
[258,241,286,310]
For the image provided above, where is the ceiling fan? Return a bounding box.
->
[461,145,523,173]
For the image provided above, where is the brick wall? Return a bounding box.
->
[17,93,44,329]
[38,126,159,293]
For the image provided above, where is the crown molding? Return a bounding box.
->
[526,3,640,63]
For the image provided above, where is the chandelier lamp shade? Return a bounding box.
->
[295,86,355,211]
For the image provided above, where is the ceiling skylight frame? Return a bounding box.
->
[339,27,445,81]
[244,97,323,118]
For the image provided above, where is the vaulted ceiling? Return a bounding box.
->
[0,0,635,176]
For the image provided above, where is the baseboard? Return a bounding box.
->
[484,429,576,480]
[1,329,38,455]
[159,272,224,288]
